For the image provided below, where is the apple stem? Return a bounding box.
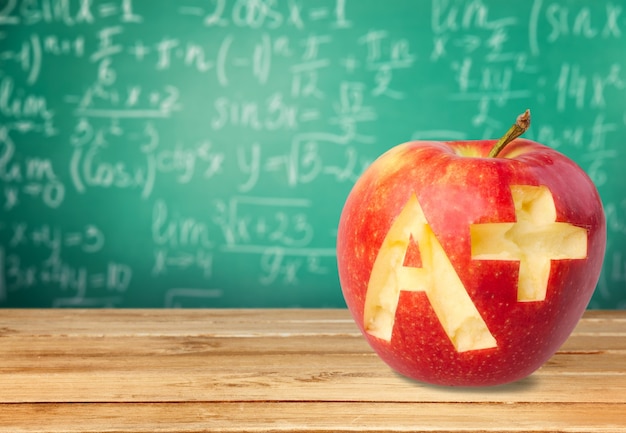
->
[488,109,531,158]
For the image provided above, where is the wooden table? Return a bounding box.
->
[0,309,624,432]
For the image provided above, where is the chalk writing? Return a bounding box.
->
[0,0,623,308]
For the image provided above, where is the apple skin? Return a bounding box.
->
[336,138,606,387]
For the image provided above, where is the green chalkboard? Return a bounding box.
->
[1,0,624,308]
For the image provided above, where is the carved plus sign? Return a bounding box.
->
[470,185,588,302]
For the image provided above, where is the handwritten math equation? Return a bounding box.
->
[1,0,624,307]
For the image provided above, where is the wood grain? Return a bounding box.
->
[0,309,624,432]
[1,402,625,433]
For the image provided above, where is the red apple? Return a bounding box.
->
[336,111,606,386]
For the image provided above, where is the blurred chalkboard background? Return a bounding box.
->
[1,0,624,308]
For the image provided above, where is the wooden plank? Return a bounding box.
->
[0,309,361,337]
[0,334,372,356]
[560,334,626,351]
[580,310,626,320]
[1,343,625,404]
[3,333,625,358]
[2,309,625,337]
[0,310,625,406]
[2,337,625,373]
[0,310,624,432]
[0,402,624,433]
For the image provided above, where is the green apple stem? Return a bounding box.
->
[488,109,531,158]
